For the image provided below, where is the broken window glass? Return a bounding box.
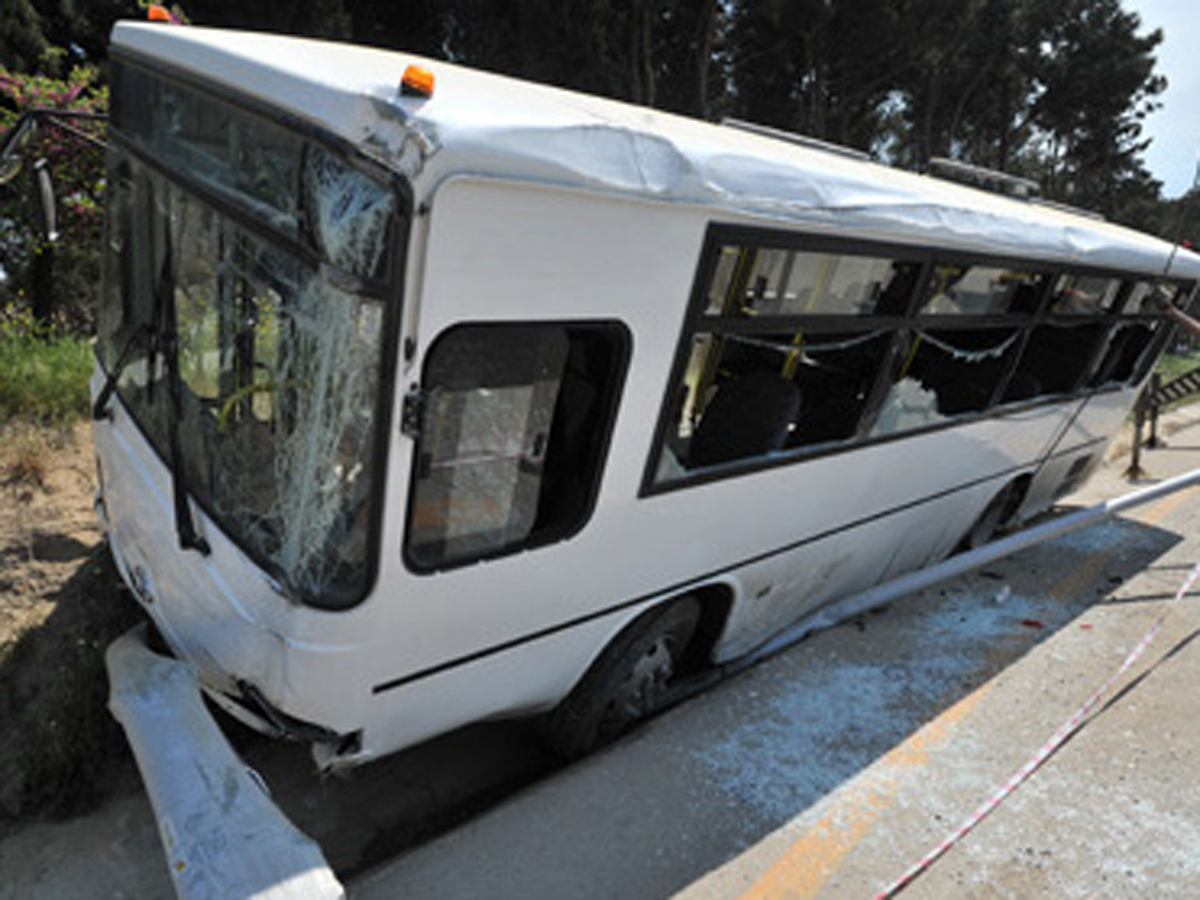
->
[165,181,385,600]
[871,328,1020,435]
[114,61,394,280]
[652,227,1186,494]
[302,147,394,280]
[99,156,390,603]
[102,68,405,603]
[1003,323,1110,401]
[1089,322,1161,387]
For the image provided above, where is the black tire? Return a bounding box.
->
[961,482,1019,551]
[540,598,701,759]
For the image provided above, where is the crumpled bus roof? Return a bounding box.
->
[112,22,1200,280]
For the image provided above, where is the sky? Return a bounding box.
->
[1125,0,1200,198]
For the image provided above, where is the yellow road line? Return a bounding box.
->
[1132,485,1197,527]
[737,485,1198,900]
[739,687,989,900]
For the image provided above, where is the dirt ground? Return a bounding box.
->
[1,423,102,641]
[0,422,141,831]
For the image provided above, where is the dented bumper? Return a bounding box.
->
[106,626,343,900]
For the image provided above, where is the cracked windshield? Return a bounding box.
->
[98,68,397,603]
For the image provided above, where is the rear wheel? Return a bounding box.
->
[540,598,700,758]
[961,481,1020,551]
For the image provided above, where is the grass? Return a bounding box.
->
[0,305,93,424]
[1154,351,1200,385]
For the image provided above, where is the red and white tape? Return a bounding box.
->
[874,557,1200,899]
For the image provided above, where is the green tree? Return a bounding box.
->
[1156,189,1200,248]
[1030,0,1164,219]
[435,0,725,117]
[0,0,47,72]
[886,0,1032,169]
[184,0,352,39]
[345,0,444,56]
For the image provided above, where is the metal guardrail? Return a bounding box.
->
[108,626,344,900]
[1128,365,1200,477]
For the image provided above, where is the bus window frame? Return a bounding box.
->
[641,222,1193,499]
[402,319,632,576]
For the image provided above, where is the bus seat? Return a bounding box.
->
[688,371,801,468]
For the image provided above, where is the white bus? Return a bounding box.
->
[94,22,1200,766]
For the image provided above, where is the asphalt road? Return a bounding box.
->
[5,419,1200,899]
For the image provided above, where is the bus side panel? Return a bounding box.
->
[1018,388,1137,520]
[353,177,1107,758]
[357,615,637,761]
[700,405,1075,660]
[357,178,713,752]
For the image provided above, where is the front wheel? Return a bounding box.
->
[540,598,701,759]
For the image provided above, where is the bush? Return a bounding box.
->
[0,303,93,423]
[0,56,107,334]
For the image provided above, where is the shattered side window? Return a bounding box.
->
[871,328,1021,435]
[1089,321,1163,387]
[653,329,890,483]
[407,324,627,571]
[1002,323,1111,401]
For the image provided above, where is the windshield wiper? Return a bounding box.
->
[156,236,211,557]
[92,322,151,420]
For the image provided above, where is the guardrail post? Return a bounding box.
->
[1146,372,1163,449]
[1126,390,1147,479]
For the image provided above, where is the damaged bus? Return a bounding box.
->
[95,21,1200,773]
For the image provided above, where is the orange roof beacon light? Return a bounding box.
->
[147,5,180,23]
[400,64,435,99]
